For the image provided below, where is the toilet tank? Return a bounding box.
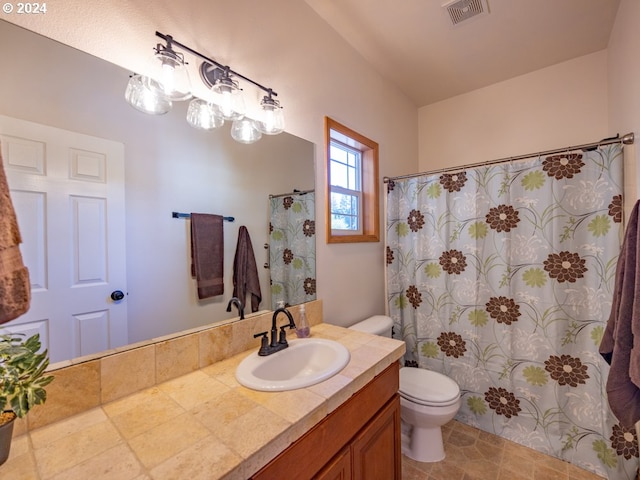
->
[348,315,393,337]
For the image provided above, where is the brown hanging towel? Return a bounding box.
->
[190,213,224,299]
[600,199,640,429]
[232,226,262,312]
[0,144,31,324]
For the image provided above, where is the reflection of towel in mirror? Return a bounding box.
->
[190,213,224,300]
[600,199,640,429]
[0,146,31,324]
[233,226,261,312]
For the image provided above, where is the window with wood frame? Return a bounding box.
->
[325,117,379,243]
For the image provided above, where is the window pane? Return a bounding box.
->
[331,214,358,231]
[331,142,362,191]
[330,160,348,188]
[330,144,347,163]
[348,167,357,189]
[330,192,359,231]
[330,192,357,214]
[348,151,357,168]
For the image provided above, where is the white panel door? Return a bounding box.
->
[0,114,127,363]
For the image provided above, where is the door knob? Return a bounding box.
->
[110,290,125,301]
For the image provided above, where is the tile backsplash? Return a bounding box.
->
[21,301,323,434]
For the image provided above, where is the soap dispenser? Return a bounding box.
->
[295,304,310,338]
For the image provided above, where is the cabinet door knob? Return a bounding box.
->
[110,290,125,301]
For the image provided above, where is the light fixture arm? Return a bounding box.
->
[154,35,186,65]
[155,31,278,98]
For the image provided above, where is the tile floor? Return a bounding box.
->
[401,420,606,480]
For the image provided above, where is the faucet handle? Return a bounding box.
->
[254,331,270,356]
[278,326,290,346]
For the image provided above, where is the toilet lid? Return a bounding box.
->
[399,367,460,405]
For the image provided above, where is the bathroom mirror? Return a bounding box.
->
[0,20,315,363]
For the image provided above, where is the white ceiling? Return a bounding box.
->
[305,0,621,107]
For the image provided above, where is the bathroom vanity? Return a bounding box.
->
[251,362,401,479]
[0,309,405,480]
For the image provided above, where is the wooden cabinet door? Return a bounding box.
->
[351,394,401,480]
[314,446,351,480]
[249,364,400,480]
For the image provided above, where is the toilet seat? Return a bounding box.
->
[399,367,460,407]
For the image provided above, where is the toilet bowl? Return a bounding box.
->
[348,315,461,463]
[399,366,461,462]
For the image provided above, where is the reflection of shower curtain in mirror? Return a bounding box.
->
[269,192,316,307]
[386,144,639,478]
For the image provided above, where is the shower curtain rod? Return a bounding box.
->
[384,132,635,183]
[269,188,314,199]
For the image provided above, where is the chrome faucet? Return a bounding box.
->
[253,307,296,356]
[226,297,244,320]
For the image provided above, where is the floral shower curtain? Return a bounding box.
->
[386,144,639,478]
[269,191,316,307]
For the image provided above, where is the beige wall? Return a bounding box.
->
[608,0,640,213]
[418,0,637,220]
[3,0,419,328]
[418,50,610,171]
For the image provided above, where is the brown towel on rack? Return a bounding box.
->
[599,199,640,429]
[190,213,224,300]
[0,145,31,324]
[232,226,262,312]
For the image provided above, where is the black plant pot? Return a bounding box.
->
[0,412,16,466]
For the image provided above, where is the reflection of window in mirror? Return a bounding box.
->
[324,117,379,243]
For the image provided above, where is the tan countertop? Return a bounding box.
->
[1,323,405,480]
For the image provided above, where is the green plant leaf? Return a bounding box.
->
[0,333,53,417]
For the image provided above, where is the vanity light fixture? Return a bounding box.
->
[125,74,172,115]
[186,98,224,130]
[124,31,284,144]
[231,117,263,144]
[208,66,246,121]
[145,35,192,101]
[255,90,285,135]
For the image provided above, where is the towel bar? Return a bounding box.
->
[172,212,235,222]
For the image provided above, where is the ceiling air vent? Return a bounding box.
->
[442,0,489,26]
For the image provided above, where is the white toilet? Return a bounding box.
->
[349,315,461,463]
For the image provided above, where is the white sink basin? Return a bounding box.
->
[235,338,350,391]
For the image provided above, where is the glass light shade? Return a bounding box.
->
[255,96,285,135]
[186,98,224,130]
[211,77,246,120]
[125,74,172,115]
[231,118,262,144]
[145,49,192,101]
